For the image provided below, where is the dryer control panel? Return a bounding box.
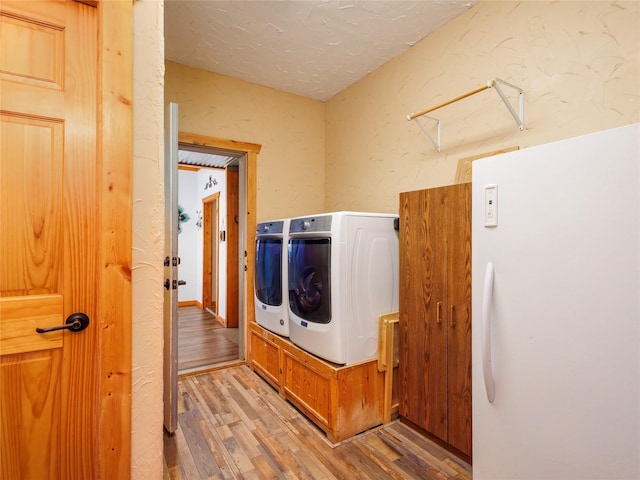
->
[289,216,332,233]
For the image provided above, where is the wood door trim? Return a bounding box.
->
[202,192,220,316]
[98,2,132,478]
[179,132,262,155]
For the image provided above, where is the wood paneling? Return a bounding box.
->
[249,322,385,443]
[226,168,239,328]
[399,184,472,458]
[0,295,63,355]
[1,349,63,478]
[97,2,133,477]
[445,184,472,455]
[399,187,448,440]
[0,114,64,296]
[163,365,472,480]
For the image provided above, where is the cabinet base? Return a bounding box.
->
[249,322,385,443]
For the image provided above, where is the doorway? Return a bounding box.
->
[174,132,260,373]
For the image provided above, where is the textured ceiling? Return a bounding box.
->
[165,0,475,102]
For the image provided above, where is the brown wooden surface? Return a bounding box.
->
[0,1,132,478]
[98,2,133,476]
[178,306,239,372]
[446,183,472,455]
[398,184,472,457]
[399,188,448,442]
[454,146,519,184]
[1,2,95,478]
[248,327,281,387]
[249,322,386,443]
[202,192,219,315]
[163,365,472,480]
[226,168,239,328]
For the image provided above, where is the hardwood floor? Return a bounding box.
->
[164,365,472,480]
[179,306,240,372]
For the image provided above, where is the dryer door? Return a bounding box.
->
[255,237,284,306]
[288,238,331,323]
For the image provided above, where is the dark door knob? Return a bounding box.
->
[36,312,90,334]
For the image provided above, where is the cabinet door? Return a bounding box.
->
[399,188,448,442]
[446,183,473,456]
[249,327,281,388]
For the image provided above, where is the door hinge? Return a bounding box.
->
[164,257,170,267]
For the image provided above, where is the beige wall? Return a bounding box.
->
[132,1,164,479]
[325,0,640,213]
[132,1,639,478]
[165,62,326,221]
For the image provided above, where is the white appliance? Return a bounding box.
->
[472,124,639,479]
[254,218,290,336]
[288,211,399,365]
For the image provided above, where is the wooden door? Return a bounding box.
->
[226,167,239,328]
[446,183,472,456]
[399,184,472,457]
[398,187,448,442]
[202,192,220,316]
[0,1,131,478]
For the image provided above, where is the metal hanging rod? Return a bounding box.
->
[407,78,524,152]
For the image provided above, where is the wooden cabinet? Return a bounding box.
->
[398,183,472,457]
[249,321,385,443]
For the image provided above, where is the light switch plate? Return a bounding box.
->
[485,184,498,227]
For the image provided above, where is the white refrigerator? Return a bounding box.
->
[472,123,639,479]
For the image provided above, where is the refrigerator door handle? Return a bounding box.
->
[482,262,496,403]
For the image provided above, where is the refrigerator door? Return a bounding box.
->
[472,124,640,479]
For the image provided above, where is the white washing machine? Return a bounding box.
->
[254,218,290,337]
[287,211,399,365]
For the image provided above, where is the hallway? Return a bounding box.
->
[178,306,240,372]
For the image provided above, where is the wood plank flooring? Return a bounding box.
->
[164,365,472,480]
[179,306,240,372]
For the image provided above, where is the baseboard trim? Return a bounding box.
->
[178,300,203,308]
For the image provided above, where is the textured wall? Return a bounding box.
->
[164,62,326,222]
[131,1,164,479]
[131,2,639,477]
[324,1,640,213]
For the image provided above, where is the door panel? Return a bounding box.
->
[0,1,99,478]
[446,183,472,455]
[398,188,448,440]
[0,114,64,296]
[163,102,179,433]
[226,168,239,327]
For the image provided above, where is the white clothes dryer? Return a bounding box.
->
[287,211,399,365]
[254,218,290,337]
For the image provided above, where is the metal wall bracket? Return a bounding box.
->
[407,78,524,152]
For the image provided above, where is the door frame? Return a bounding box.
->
[202,191,220,318]
[178,131,260,359]
[97,2,132,478]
